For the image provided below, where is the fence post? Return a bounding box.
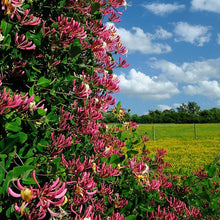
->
[194,124,197,139]
[152,125,155,140]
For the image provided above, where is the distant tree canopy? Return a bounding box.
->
[177,102,200,115]
[104,102,220,124]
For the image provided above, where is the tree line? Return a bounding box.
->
[104,102,220,123]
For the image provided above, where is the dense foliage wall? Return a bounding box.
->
[0,1,219,219]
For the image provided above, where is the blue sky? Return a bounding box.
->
[112,0,220,115]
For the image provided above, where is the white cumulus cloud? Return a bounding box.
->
[151,57,220,84]
[153,27,173,39]
[118,68,179,100]
[143,3,185,16]
[183,80,220,98]
[117,26,172,54]
[174,22,211,46]
[157,105,172,111]
[191,0,220,13]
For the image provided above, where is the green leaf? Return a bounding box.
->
[59,0,66,7]
[32,66,41,73]
[51,157,61,173]
[36,139,48,152]
[22,177,36,185]
[45,112,58,123]
[69,38,82,57]
[29,86,34,96]
[37,77,51,87]
[2,34,11,50]
[110,154,120,164]
[208,166,217,178]
[5,118,21,132]
[7,132,28,144]
[124,215,137,220]
[26,31,42,46]
[0,19,13,35]
[0,139,5,151]
[116,101,121,114]
[0,154,7,185]
[37,108,46,116]
[127,150,139,158]
[91,2,101,14]
[214,155,220,163]
[0,165,34,195]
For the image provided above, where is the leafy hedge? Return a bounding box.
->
[0,0,219,219]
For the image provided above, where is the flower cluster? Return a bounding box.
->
[8,170,67,219]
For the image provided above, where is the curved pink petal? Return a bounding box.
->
[55,188,67,199]
[17,179,26,190]
[32,170,40,188]
[48,208,59,216]
[8,187,21,198]
[50,197,64,206]
[86,189,98,196]
[14,203,21,213]
[50,177,60,189]
[52,182,65,195]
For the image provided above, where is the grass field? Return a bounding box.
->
[125,123,220,173]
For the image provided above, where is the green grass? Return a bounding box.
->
[136,123,220,140]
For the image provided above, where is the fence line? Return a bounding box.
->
[150,124,199,140]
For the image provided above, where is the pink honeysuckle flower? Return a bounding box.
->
[157,173,172,189]
[15,33,36,50]
[166,197,186,214]
[108,211,124,220]
[147,205,177,220]
[70,204,99,220]
[95,161,120,178]
[57,14,87,39]
[149,179,161,191]
[100,182,114,195]
[108,194,128,209]
[73,172,97,197]
[8,170,67,218]
[8,179,37,216]
[61,154,93,175]
[185,206,202,218]
[48,132,72,158]
[118,57,129,68]
[5,59,27,77]
[15,9,41,26]
[103,7,121,23]
[42,21,56,37]
[123,120,139,131]
[94,198,105,213]
[1,0,23,17]
[193,167,208,179]
[0,88,34,114]
[8,179,36,201]
[59,108,74,131]
[72,80,92,98]
[128,158,149,175]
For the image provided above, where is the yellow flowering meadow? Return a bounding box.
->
[128,124,220,173]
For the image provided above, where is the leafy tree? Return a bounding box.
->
[177,103,188,113]
[187,101,200,115]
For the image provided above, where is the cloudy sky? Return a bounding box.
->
[112,0,220,115]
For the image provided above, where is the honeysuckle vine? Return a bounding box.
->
[0,0,219,219]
